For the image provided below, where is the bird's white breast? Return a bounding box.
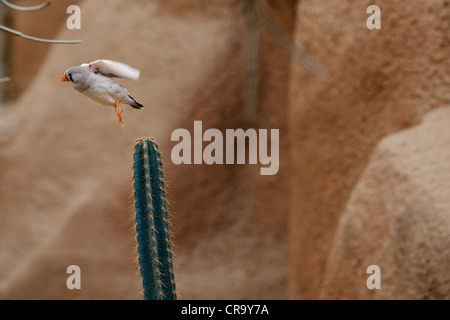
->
[78,75,127,106]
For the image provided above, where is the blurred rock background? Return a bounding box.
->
[0,0,448,299]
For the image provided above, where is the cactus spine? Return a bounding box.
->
[133,137,176,300]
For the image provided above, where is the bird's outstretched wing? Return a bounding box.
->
[83,59,140,80]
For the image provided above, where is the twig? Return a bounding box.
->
[255,0,327,79]
[240,0,327,122]
[0,25,81,44]
[0,0,51,12]
[0,77,10,83]
[243,0,260,122]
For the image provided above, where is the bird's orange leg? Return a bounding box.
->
[115,99,124,127]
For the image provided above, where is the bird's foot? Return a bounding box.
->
[115,99,124,127]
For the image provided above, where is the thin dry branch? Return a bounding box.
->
[243,0,260,122]
[0,0,81,43]
[0,0,50,12]
[240,0,327,122]
[255,0,327,79]
[0,25,80,44]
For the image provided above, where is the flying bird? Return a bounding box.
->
[61,59,143,127]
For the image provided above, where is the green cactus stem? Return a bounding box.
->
[133,137,176,300]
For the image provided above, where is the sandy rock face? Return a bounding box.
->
[288,0,450,299]
[321,108,450,299]
[0,0,296,299]
[1,0,449,300]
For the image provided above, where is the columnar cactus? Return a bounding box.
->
[133,137,176,300]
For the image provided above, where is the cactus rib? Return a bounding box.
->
[133,137,176,300]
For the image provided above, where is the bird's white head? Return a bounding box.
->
[60,66,87,85]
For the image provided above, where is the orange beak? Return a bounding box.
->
[61,74,69,82]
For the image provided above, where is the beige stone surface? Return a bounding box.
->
[321,107,450,299]
[0,0,295,299]
[288,0,450,299]
[1,0,449,300]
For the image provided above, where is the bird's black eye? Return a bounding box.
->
[67,73,73,82]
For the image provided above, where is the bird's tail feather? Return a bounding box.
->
[128,94,144,109]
